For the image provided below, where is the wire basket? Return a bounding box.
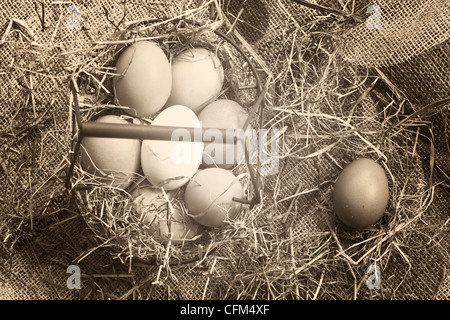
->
[64,17,266,267]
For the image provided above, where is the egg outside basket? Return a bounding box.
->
[64,18,266,267]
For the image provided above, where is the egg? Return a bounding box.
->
[130,180,174,224]
[141,105,204,190]
[198,99,250,169]
[130,182,199,244]
[80,115,140,189]
[165,47,224,113]
[333,158,390,229]
[158,206,201,244]
[114,41,171,117]
[184,168,244,227]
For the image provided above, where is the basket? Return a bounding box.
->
[64,17,267,267]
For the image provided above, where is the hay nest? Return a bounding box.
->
[66,10,265,268]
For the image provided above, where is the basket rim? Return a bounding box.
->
[64,17,268,265]
[65,18,267,204]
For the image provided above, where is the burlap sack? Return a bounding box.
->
[1,0,448,300]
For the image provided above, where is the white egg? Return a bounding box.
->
[130,180,173,222]
[198,99,250,169]
[158,206,201,244]
[114,41,172,117]
[80,115,140,189]
[141,105,204,190]
[130,182,200,244]
[165,47,224,113]
[184,168,244,227]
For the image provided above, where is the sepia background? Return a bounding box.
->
[0,0,448,299]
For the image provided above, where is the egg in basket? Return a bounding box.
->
[65,18,266,266]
